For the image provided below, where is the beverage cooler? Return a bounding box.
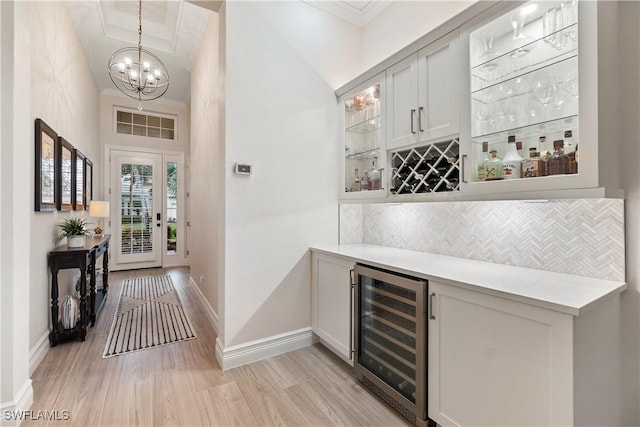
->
[354,264,429,426]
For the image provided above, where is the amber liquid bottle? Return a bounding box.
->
[547,140,570,175]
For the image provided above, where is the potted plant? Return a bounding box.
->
[57,217,89,248]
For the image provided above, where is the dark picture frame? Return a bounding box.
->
[34,119,57,211]
[57,137,74,211]
[74,150,86,211]
[85,158,93,210]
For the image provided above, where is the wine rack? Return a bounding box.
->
[355,264,427,425]
[390,138,460,195]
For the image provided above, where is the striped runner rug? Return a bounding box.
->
[103,275,196,358]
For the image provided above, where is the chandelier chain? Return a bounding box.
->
[138,0,142,48]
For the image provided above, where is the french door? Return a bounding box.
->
[109,149,186,270]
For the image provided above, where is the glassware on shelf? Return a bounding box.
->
[509,4,539,58]
[478,31,501,68]
[344,80,383,196]
[542,3,577,51]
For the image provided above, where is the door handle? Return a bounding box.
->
[418,106,424,132]
[429,292,436,320]
[156,212,161,227]
[410,109,416,134]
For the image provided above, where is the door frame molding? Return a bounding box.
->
[104,144,189,270]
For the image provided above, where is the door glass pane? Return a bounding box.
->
[359,275,417,403]
[120,163,153,255]
[166,162,177,255]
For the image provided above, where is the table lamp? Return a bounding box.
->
[89,200,110,235]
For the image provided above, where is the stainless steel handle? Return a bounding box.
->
[461,154,468,184]
[410,109,416,134]
[418,106,424,132]
[350,270,357,356]
[429,292,436,320]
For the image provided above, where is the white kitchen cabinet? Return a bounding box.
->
[341,73,387,200]
[311,252,355,365]
[428,280,621,427]
[387,30,460,152]
[458,0,607,197]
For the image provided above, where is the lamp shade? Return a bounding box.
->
[89,201,110,218]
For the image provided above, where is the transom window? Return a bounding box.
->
[115,108,176,140]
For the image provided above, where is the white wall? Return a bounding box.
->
[99,93,190,159]
[222,0,349,348]
[190,10,223,325]
[29,0,101,362]
[361,1,474,72]
[1,1,33,416]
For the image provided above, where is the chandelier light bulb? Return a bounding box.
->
[107,0,169,108]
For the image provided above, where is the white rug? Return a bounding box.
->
[103,275,196,358]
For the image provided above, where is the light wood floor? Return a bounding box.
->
[28,267,411,426]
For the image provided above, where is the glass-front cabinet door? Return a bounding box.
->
[341,73,386,199]
[463,0,596,194]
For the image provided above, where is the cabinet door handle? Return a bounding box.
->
[410,109,416,134]
[461,154,468,184]
[418,106,424,132]
[429,292,436,320]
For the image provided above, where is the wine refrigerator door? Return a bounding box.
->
[354,264,427,422]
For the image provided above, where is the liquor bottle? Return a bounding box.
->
[564,130,576,153]
[485,150,503,180]
[361,173,371,191]
[547,140,570,175]
[565,131,578,174]
[370,160,381,190]
[521,148,546,178]
[351,168,361,192]
[477,141,489,181]
[539,136,551,162]
[516,141,524,158]
[502,135,522,179]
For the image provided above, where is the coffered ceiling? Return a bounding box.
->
[66,0,213,106]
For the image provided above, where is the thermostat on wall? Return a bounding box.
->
[234,163,252,175]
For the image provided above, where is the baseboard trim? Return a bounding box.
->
[29,331,50,376]
[188,276,219,335]
[217,327,315,370]
[0,379,33,424]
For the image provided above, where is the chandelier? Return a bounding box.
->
[107,0,169,110]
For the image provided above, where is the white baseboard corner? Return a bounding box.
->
[188,275,219,335]
[0,380,33,425]
[29,331,50,376]
[217,327,315,370]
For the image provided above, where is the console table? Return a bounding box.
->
[48,235,110,346]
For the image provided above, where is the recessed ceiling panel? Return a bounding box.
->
[100,0,182,53]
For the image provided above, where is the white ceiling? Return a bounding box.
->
[301,0,390,26]
[67,0,386,106]
[66,0,213,106]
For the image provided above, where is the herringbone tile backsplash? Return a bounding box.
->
[339,199,625,282]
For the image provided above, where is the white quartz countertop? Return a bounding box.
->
[310,244,626,316]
